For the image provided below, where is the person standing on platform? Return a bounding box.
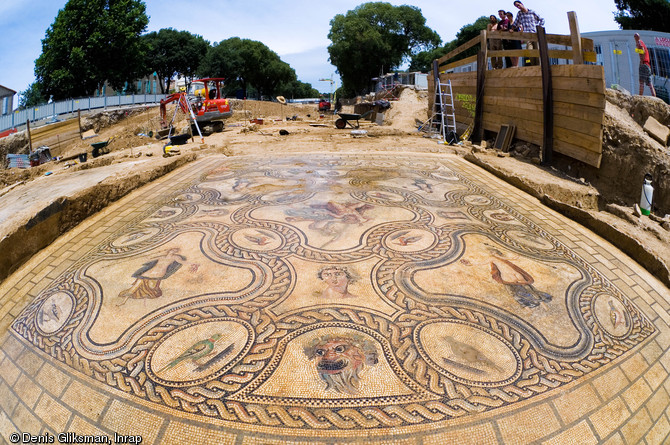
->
[487,15,503,69]
[512,1,545,66]
[634,33,657,97]
[505,11,522,67]
[498,10,512,68]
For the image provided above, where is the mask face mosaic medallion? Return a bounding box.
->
[12,153,654,438]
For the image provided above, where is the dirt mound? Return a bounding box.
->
[0,132,30,166]
[550,89,670,216]
[383,87,429,133]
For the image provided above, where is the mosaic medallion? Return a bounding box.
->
[12,153,655,436]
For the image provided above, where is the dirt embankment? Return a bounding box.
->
[550,90,670,216]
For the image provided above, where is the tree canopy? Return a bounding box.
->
[35,0,149,100]
[143,29,208,94]
[328,2,441,97]
[198,37,296,99]
[18,83,47,110]
[614,0,670,31]
[409,16,488,73]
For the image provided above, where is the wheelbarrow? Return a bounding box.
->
[334,110,373,129]
[91,137,113,158]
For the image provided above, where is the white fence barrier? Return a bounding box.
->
[0,94,162,133]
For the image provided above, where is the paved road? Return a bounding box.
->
[0,152,668,444]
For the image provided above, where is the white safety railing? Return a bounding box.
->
[0,94,163,133]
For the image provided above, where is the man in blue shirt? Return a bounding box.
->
[512,1,545,66]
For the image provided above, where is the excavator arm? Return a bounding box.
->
[159,93,190,128]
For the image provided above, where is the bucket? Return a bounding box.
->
[78,153,88,163]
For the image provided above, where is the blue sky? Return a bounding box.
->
[0,0,621,101]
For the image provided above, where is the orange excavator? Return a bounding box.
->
[159,78,232,133]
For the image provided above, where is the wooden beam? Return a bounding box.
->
[439,55,478,72]
[568,11,584,64]
[473,30,488,143]
[537,26,553,165]
[26,119,33,154]
[438,31,595,68]
[437,36,481,65]
[78,109,83,139]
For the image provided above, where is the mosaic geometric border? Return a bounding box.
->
[11,153,655,434]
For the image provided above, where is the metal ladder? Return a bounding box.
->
[431,78,457,142]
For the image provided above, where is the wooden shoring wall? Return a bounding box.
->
[428,11,606,168]
[430,64,605,168]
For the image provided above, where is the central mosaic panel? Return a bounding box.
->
[13,153,654,434]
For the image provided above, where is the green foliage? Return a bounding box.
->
[198,38,295,98]
[143,29,208,93]
[409,16,488,73]
[327,2,441,96]
[277,80,320,99]
[614,0,670,31]
[18,83,47,109]
[409,44,454,73]
[35,0,149,100]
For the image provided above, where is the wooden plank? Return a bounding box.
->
[497,32,592,48]
[485,86,544,101]
[554,114,603,139]
[553,89,605,108]
[553,126,602,153]
[554,139,602,167]
[482,112,602,167]
[553,101,605,124]
[551,63,605,80]
[485,66,543,78]
[488,49,538,59]
[487,107,603,141]
[437,36,481,65]
[482,113,542,144]
[484,96,604,125]
[568,12,584,64]
[439,55,478,72]
[26,119,33,153]
[483,76,604,94]
[482,105,603,153]
[488,49,583,61]
[440,78,477,87]
[483,107,543,125]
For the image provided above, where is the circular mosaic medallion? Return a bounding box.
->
[384,228,436,252]
[230,227,284,251]
[36,291,75,335]
[415,320,522,387]
[592,293,631,338]
[464,195,492,206]
[146,318,253,387]
[111,227,161,248]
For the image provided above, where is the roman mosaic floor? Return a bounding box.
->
[1,152,670,444]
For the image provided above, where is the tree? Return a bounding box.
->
[35,0,149,100]
[409,16,488,73]
[198,38,295,99]
[143,29,209,94]
[18,83,47,109]
[278,80,320,99]
[327,2,441,97]
[614,0,670,31]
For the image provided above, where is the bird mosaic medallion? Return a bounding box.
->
[12,153,655,437]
